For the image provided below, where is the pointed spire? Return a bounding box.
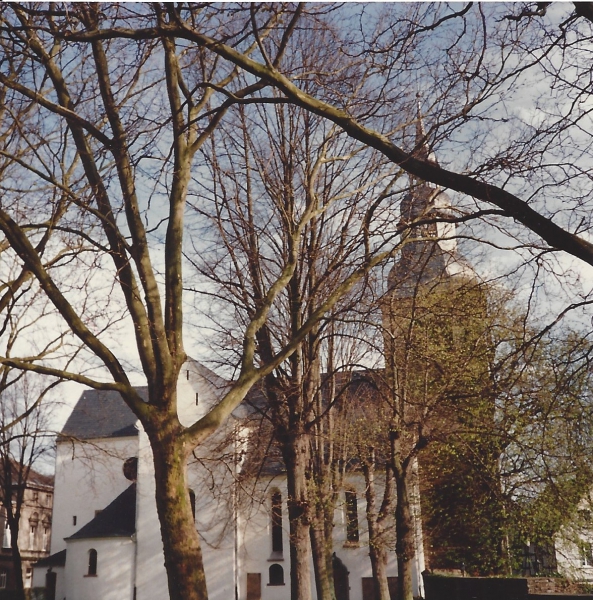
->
[415,95,438,166]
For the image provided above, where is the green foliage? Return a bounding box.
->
[494,323,593,570]
[383,273,510,573]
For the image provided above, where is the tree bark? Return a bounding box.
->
[9,515,25,600]
[369,545,391,600]
[310,512,336,600]
[394,466,416,600]
[363,461,391,600]
[282,431,313,600]
[148,425,208,600]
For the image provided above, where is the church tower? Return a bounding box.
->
[388,106,471,296]
[382,108,506,575]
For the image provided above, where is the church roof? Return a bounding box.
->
[66,484,136,540]
[59,358,231,441]
[241,371,384,477]
[60,388,145,440]
[34,548,67,568]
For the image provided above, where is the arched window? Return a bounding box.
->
[42,518,51,551]
[271,491,283,554]
[29,513,39,549]
[188,488,196,522]
[345,490,359,543]
[268,564,284,586]
[88,549,98,576]
[3,521,11,549]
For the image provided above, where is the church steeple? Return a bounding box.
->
[414,99,438,166]
[387,102,466,294]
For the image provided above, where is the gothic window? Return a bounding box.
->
[88,549,98,576]
[29,524,37,549]
[268,564,284,586]
[345,490,359,543]
[271,491,283,554]
[42,521,50,551]
[3,521,11,548]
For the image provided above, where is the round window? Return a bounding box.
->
[123,457,138,481]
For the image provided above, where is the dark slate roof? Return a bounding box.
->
[2,460,54,490]
[67,484,136,540]
[28,467,54,489]
[34,549,66,568]
[60,388,147,440]
[241,370,384,476]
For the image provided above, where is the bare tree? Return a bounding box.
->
[3,5,593,600]
[187,86,404,599]
[0,6,414,599]
[160,3,593,272]
[0,373,55,600]
[493,317,593,571]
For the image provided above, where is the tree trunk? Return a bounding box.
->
[282,431,313,600]
[363,461,391,600]
[9,518,25,600]
[368,545,391,600]
[310,513,336,600]
[394,467,415,600]
[149,427,208,600]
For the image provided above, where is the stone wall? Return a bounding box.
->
[422,574,593,600]
[527,577,592,595]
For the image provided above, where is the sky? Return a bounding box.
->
[3,2,593,470]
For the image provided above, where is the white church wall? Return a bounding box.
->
[237,472,425,600]
[135,423,237,600]
[51,436,138,554]
[177,358,229,426]
[45,361,428,600]
[64,538,134,600]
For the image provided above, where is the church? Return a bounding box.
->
[32,122,523,600]
[32,357,424,600]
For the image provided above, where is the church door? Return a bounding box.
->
[45,571,57,600]
[333,554,350,600]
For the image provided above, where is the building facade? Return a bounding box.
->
[0,466,53,593]
[32,111,535,598]
[33,358,426,600]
